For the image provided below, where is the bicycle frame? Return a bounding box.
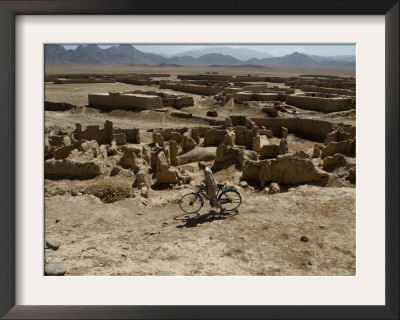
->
[195,180,224,200]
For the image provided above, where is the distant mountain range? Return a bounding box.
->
[45,45,355,68]
[164,47,275,60]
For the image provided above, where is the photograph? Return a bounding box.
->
[44,44,357,276]
[1,0,398,318]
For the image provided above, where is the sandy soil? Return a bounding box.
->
[45,64,356,78]
[45,179,355,276]
[44,66,356,276]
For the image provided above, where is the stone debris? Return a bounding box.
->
[324,127,352,145]
[45,263,67,276]
[133,168,152,189]
[119,147,137,169]
[300,236,309,242]
[45,159,102,179]
[281,127,289,138]
[156,151,179,184]
[152,130,164,146]
[268,183,280,195]
[321,139,355,158]
[45,110,355,205]
[323,153,348,169]
[239,181,248,188]
[110,166,121,176]
[262,106,278,117]
[242,154,329,185]
[181,130,197,151]
[312,144,324,158]
[207,110,218,117]
[45,240,61,251]
[140,187,149,198]
[43,75,357,276]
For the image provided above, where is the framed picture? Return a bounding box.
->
[1,0,398,319]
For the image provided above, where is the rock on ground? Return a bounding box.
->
[45,240,60,250]
[268,182,280,195]
[45,263,67,276]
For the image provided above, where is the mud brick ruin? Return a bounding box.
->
[88,90,194,110]
[45,72,356,199]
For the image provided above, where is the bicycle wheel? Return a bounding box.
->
[218,190,242,211]
[179,192,204,214]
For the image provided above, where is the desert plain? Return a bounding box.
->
[44,64,356,276]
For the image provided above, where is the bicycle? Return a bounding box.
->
[179,180,242,214]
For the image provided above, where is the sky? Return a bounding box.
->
[62,44,355,57]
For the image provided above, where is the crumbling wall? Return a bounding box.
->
[204,128,228,146]
[116,77,159,86]
[258,138,288,159]
[242,154,329,185]
[251,117,355,142]
[215,144,242,163]
[321,139,355,158]
[286,95,353,112]
[154,128,187,141]
[234,91,283,102]
[234,126,258,148]
[54,78,116,84]
[45,101,76,111]
[181,130,197,151]
[176,74,234,81]
[118,147,138,169]
[301,85,356,97]
[162,95,194,109]
[74,120,113,145]
[228,116,247,128]
[88,92,163,110]
[215,144,258,167]
[53,142,82,160]
[113,128,140,144]
[159,81,223,96]
[156,151,179,184]
[324,127,352,145]
[45,159,102,179]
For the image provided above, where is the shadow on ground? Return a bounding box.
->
[175,210,238,228]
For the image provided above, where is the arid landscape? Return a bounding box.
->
[44,45,356,276]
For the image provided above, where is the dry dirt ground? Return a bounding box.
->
[45,64,356,78]
[45,171,355,276]
[44,67,356,276]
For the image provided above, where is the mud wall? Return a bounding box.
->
[45,159,102,179]
[204,129,228,146]
[251,118,355,142]
[286,95,353,112]
[162,96,194,108]
[159,82,223,96]
[88,92,163,110]
[74,121,113,145]
[229,116,247,127]
[234,126,258,148]
[117,78,159,85]
[113,128,140,143]
[54,78,116,84]
[177,75,234,81]
[242,85,295,94]
[301,85,356,97]
[234,92,281,101]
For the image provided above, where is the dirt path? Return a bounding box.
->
[45,185,355,276]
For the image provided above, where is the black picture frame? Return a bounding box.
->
[0,0,398,319]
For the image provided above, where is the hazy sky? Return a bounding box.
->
[62,44,355,57]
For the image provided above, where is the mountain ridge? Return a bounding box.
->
[45,45,355,68]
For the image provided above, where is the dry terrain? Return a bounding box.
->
[44,65,356,276]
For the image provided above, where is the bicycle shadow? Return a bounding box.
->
[175,210,238,228]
